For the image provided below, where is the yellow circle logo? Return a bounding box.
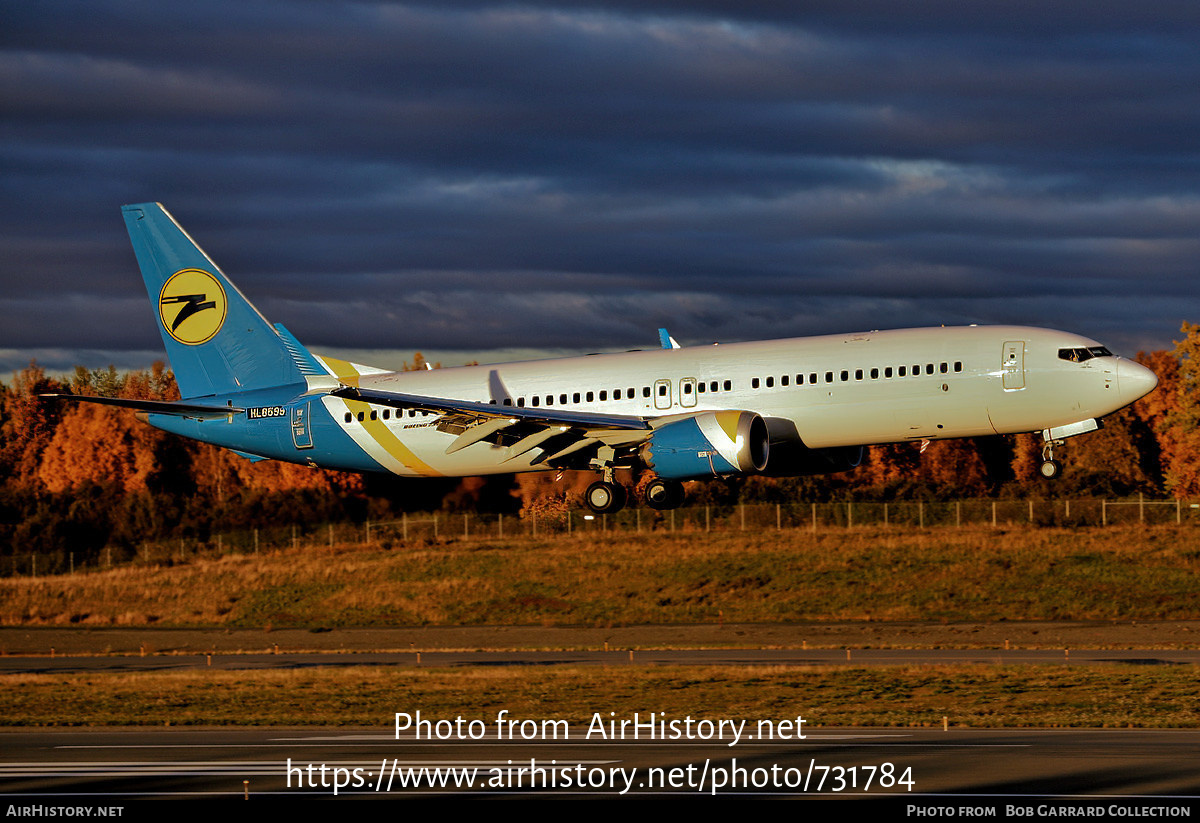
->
[159,269,228,345]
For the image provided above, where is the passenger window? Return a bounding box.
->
[531,396,540,407]
[809,373,817,384]
[766,377,774,388]
[870,368,879,379]
[840,370,849,382]
[939,363,948,374]
[954,362,963,373]
[546,395,553,405]
[643,387,650,398]
[899,366,907,377]
[825,372,834,383]
[573,392,581,403]
[599,391,607,401]
[357,411,364,422]
[723,380,731,391]
[383,409,390,420]
[344,412,352,423]
[517,397,525,407]
[587,392,594,402]
[710,381,718,392]
[614,389,622,400]
[560,394,567,404]
[926,364,934,375]
[855,369,863,380]
[752,377,760,389]
[698,383,706,393]
[781,375,789,386]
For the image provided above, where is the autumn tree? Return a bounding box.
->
[1160,322,1200,497]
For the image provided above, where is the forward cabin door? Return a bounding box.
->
[1001,341,1025,390]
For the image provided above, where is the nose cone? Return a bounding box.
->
[1116,358,1159,405]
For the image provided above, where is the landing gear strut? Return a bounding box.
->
[643,478,685,510]
[1040,439,1064,480]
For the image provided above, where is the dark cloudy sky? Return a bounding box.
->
[3,1,1199,375]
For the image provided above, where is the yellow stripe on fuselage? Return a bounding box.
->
[317,355,361,387]
[342,398,442,477]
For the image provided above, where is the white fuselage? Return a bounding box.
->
[320,325,1155,478]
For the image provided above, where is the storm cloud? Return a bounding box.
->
[3,1,1199,373]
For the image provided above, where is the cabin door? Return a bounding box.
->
[1001,341,1025,390]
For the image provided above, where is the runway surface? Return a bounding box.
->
[5,647,1200,674]
[3,726,1199,807]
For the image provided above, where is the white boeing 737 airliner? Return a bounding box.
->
[46,203,1159,513]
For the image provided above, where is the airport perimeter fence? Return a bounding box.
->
[6,495,1199,578]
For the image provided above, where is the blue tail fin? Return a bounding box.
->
[122,203,315,398]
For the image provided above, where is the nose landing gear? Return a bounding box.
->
[1040,439,1064,480]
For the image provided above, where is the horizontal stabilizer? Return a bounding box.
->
[40,393,242,419]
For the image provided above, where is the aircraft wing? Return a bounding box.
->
[330,385,652,464]
[40,393,243,419]
[332,386,650,430]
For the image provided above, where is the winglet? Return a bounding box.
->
[658,328,681,350]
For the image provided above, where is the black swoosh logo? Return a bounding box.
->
[161,294,216,332]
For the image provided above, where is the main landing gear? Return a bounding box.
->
[583,471,686,514]
[1040,439,1064,480]
[584,479,627,514]
[643,477,685,511]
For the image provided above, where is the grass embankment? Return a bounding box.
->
[5,664,1196,727]
[3,526,1198,627]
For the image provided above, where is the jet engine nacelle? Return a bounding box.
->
[759,441,864,476]
[641,411,769,480]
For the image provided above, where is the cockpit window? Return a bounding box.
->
[1058,346,1114,363]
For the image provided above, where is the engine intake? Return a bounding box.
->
[641,411,769,480]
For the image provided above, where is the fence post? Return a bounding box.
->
[847,502,853,528]
[918,501,924,529]
[403,512,408,540]
[956,501,961,528]
[740,504,745,531]
[365,520,371,543]
[776,503,781,531]
[705,505,710,532]
[811,502,817,533]
[1178,499,1182,525]
[254,528,260,554]
[671,509,676,532]
[532,512,536,537]
[1102,499,1107,526]
[636,509,641,533]
[992,500,997,528]
[1139,492,1145,524]
[291,524,297,550]
[329,523,334,549]
[1028,499,1034,524]
[499,513,503,538]
[1065,499,1070,523]
[433,514,438,539]
[883,502,888,527]
[464,513,469,539]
